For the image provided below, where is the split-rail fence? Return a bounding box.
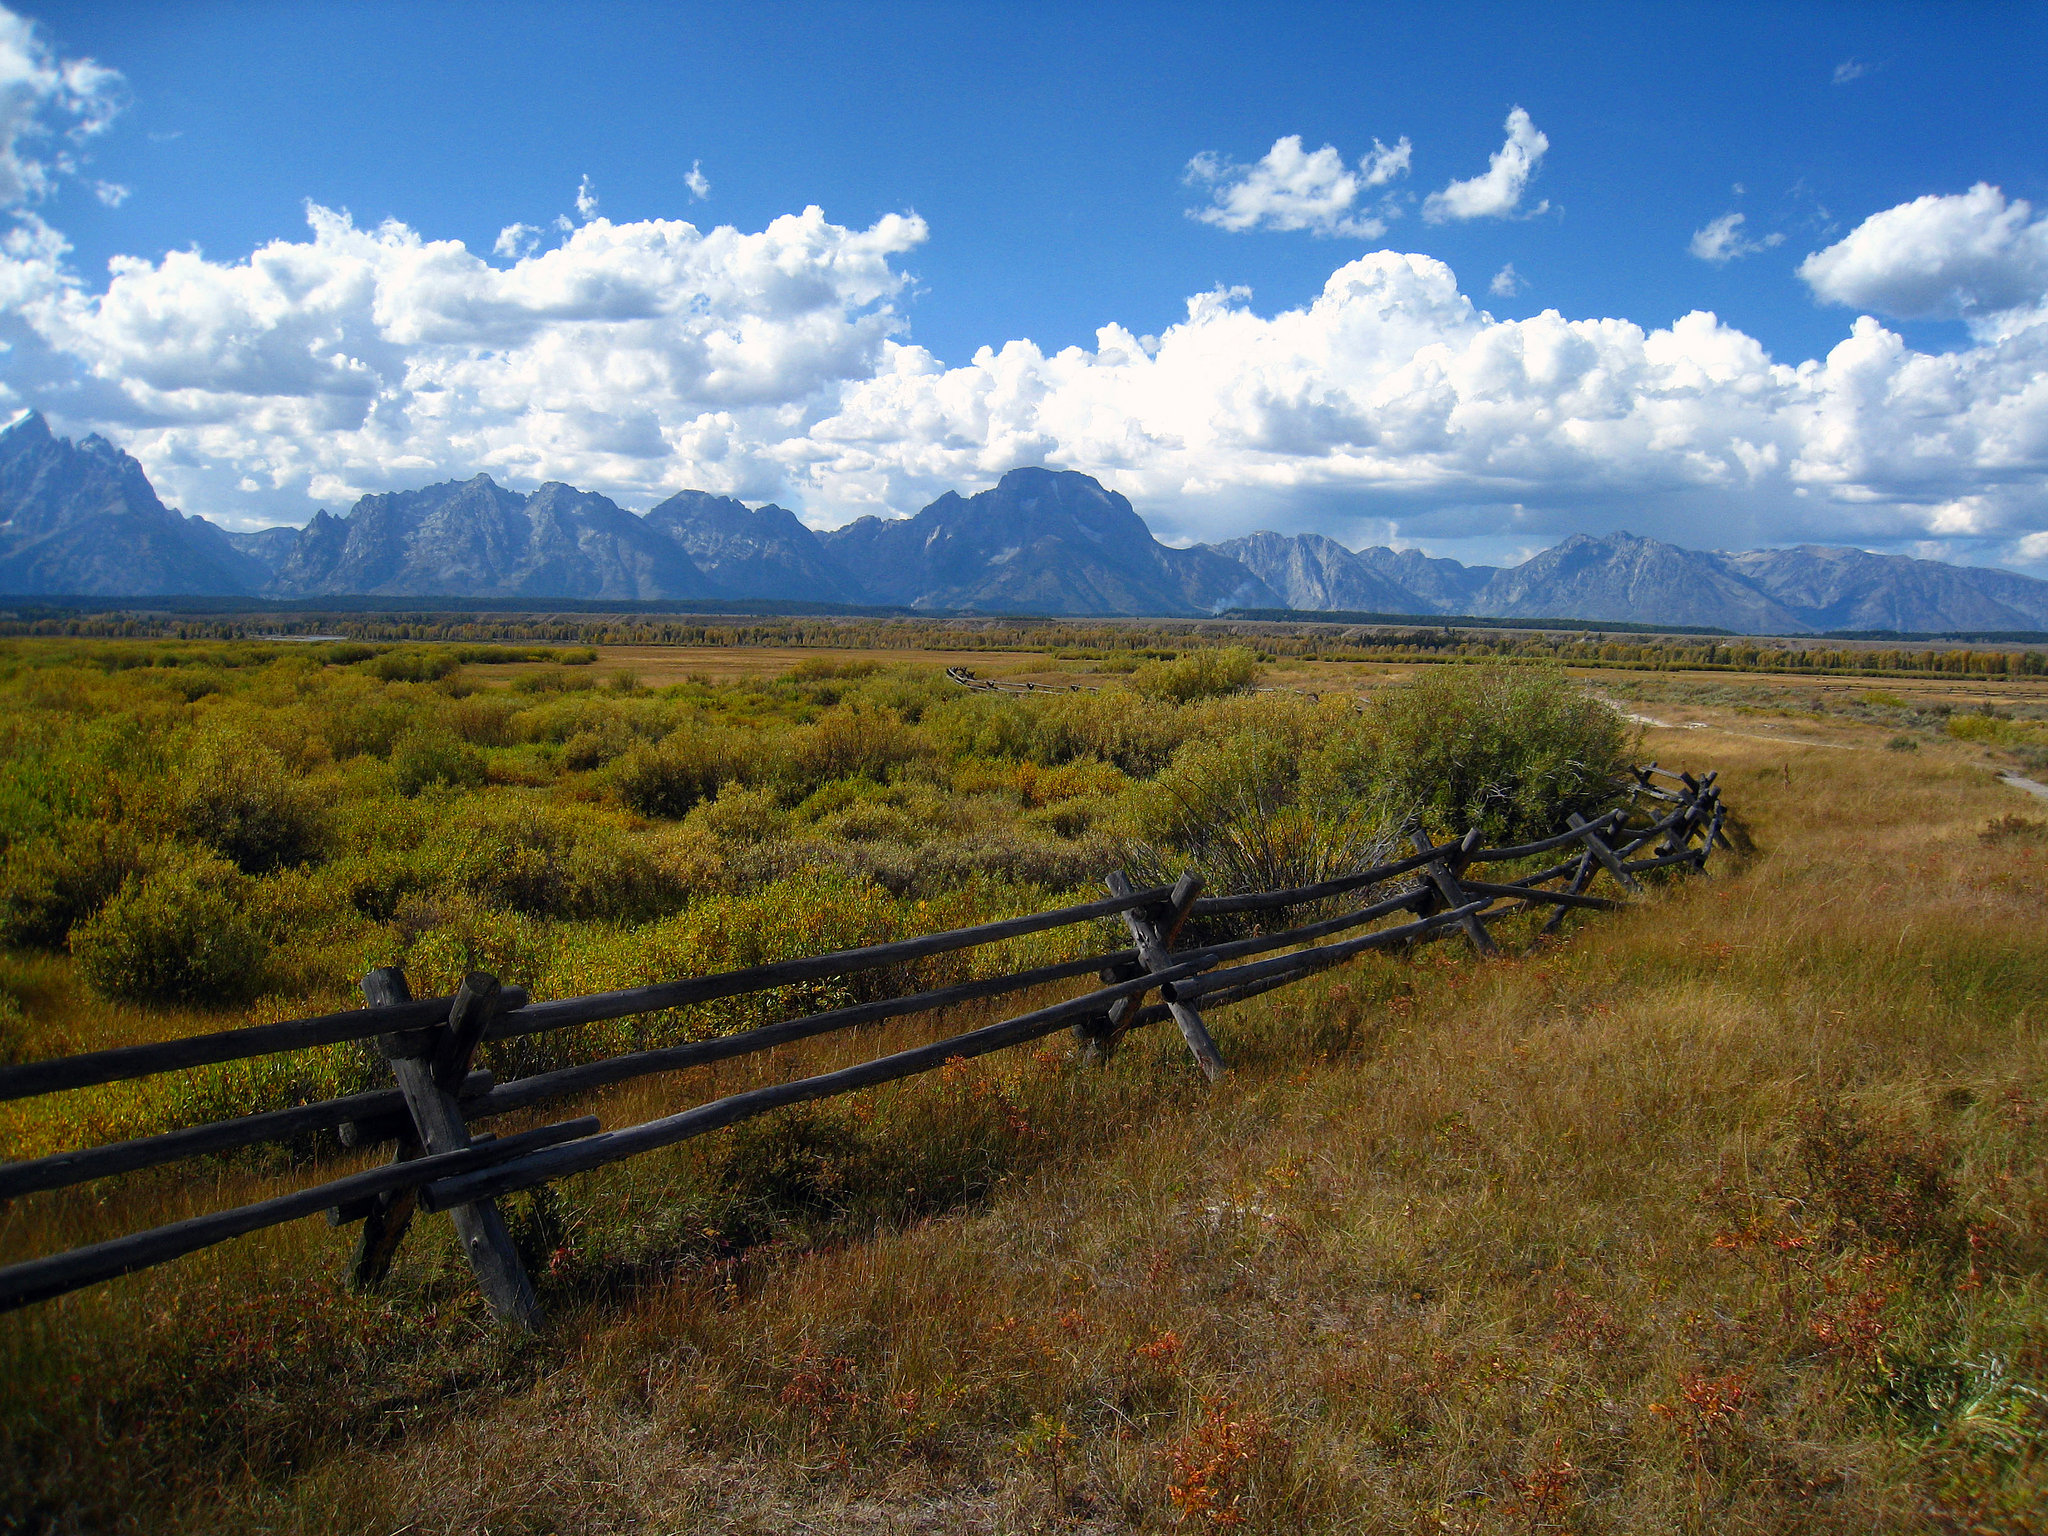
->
[0,764,1730,1330]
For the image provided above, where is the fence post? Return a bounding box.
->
[1077,871,1204,1066]
[1411,828,1500,957]
[352,967,541,1331]
[1106,870,1225,1081]
[1539,848,1597,939]
[1567,811,1644,895]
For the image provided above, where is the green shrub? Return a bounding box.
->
[319,687,419,760]
[561,723,634,771]
[71,852,269,1006]
[361,648,460,683]
[390,727,488,796]
[692,783,788,843]
[0,818,147,947]
[609,731,738,818]
[511,666,598,695]
[785,657,880,683]
[1130,728,1393,897]
[923,694,1040,763]
[784,704,924,793]
[446,692,522,746]
[1030,691,1191,776]
[425,802,687,922]
[1129,645,1261,704]
[1366,663,1633,841]
[176,735,328,872]
[314,642,379,666]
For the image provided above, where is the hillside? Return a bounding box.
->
[8,413,2048,631]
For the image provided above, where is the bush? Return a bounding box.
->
[72,852,269,1006]
[361,648,460,683]
[0,818,147,947]
[176,735,328,872]
[561,723,634,771]
[784,704,924,793]
[610,731,738,818]
[1366,664,1633,842]
[319,687,419,760]
[446,692,522,746]
[785,657,880,683]
[1130,728,1394,897]
[426,802,688,922]
[1130,646,1261,704]
[512,666,598,695]
[693,783,788,843]
[1030,691,1191,776]
[390,727,489,797]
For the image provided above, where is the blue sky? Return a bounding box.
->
[5,1,2047,569]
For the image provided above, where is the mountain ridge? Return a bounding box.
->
[5,412,2048,633]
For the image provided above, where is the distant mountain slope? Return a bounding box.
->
[1469,531,1810,631]
[644,490,851,602]
[823,467,1278,615]
[267,475,715,598]
[1718,545,2048,632]
[225,525,300,578]
[1351,545,1498,611]
[12,407,2048,631]
[1211,531,1425,613]
[0,412,261,595]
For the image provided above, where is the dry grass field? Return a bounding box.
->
[4,645,2048,1533]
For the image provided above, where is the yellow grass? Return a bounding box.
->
[7,670,2048,1531]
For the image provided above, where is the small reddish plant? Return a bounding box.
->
[1162,1395,1287,1528]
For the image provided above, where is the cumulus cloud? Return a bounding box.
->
[1798,183,2048,320]
[1688,211,1784,264]
[1185,133,1410,238]
[5,183,2048,565]
[0,6,124,209]
[91,178,126,207]
[1422,107,1547,223]
[574,174,599,221]
[0,200,927,519]
[684,159,710,200]
[1488,262,1523,297]
[493,222,540,260]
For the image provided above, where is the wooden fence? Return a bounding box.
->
[0,764,1729,1330]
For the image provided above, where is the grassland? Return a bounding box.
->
[2,634,2047,1532]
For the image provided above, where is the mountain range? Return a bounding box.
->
[4,410,2047,635]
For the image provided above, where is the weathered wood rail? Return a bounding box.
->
[0,765,1731,1326]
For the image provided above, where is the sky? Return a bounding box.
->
[1,2,2045,571]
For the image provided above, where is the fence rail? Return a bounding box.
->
[0,764,1731,1326]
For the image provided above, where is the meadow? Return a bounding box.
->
[0,633,2044,1532]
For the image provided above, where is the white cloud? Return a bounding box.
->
[1,201,927,519]
[1688,211,1784,264]
[1422,107,1548,223]
[574,174,599,221]
[5,185,2048,566]
[1798,183,2048,320]
[1185,133,1410,238]
[0,6,124,209]
[684,160,710,200]
[493,222,540,260]
[1832,59,1867,85]
[1359,137,1412,188]
[1488,262,1523,297]
[92,178,125,207]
